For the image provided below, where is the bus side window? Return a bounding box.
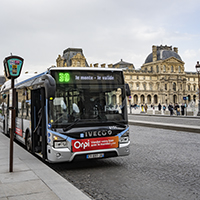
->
[22,100,26,119]
[26,101,31,120]
[17,89,23,118]
[26,89,31,120]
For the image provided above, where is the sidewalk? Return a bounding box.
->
[128,107,199,117]
[0,133,91,200]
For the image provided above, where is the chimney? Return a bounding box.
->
[101,64,106,68]
[152,45,157,62]
[173,47,178,54]
[94,63,98,67]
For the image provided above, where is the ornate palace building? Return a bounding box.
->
[56,46,198,106]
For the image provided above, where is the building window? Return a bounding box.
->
[150,67,153,72]
[180,84,182,90]
[137,76,139,80]
[163,65,166,72]
[149,83,153,91]
[188,85,190,91]
[156,65,159,73]
[143,76,145,80]
[194,85,196,91]
[165,84,167,90]
[193,78,195,81]
[173,82,176,91]
[188,77,190,81]
[137,83,139,90]
[157,83,160,90]
[178,66,181,72]
[171,66,174,72]
[77,61,81,67]
[130,75,132,79]
[143,83,146,90]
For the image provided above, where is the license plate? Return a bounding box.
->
[86,153,104,159]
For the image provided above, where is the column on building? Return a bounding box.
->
[138,95,141,105]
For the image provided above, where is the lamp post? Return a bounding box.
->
[195,61,200,116]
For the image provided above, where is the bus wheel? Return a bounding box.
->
[26,132,32,152]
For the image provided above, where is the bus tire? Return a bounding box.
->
[26,131,32,152]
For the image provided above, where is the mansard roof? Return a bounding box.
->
[113,59,135,69]
[145,45,182,64]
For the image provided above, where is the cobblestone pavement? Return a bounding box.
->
[128,114,200,127]
[48,125,200,200]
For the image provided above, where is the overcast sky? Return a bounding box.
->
[0,0,200,75]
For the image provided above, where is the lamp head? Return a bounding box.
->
[196,61,200,72]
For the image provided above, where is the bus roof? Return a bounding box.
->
[49,67,123,72]
[0,72,47,92]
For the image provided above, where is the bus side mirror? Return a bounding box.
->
[41,74,56,99]
[2,94,6,99]
[125,83,131,96]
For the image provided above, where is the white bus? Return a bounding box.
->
[0,67,130,162]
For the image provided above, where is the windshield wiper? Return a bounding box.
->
[63,119,81,132]
[107,121,126,127]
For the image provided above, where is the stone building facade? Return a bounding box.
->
[56,46,198,106]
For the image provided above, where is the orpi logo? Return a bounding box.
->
[74,140,90,150]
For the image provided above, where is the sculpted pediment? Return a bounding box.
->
[164,57,184,64]
[72,53,86,60]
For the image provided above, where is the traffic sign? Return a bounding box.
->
[3,55,24,79]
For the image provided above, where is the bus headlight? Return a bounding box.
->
[52,134,70,149]
[119,130,130,143]
[54,141,68,148]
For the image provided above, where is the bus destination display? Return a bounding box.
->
[52,70,123,85]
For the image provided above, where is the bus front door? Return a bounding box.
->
[31,88,47,160]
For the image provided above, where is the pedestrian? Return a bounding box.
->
[163,105,166,111]
[181,103,185,115]
[144,104,148,113]
[141,104,144,112]
[176,104,180,116]
[174,103,178,115]
[168,103,173,116]
[158,103,162,111]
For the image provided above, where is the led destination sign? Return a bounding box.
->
[51,70,123,85]
[74,74,114,81]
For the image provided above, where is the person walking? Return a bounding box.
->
[158,103,162,111]
[168,103,174,116]
[174,103,178,115]
[181,103,185,115]
[144,104,148,113]
[163,105,166,111]
[175,103,180,116]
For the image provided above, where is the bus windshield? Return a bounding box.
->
[48,83,126,127]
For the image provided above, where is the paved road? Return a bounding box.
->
[48,125,200,200]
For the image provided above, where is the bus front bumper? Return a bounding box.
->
[47,141,130,163]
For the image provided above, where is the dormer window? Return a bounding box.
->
[163,65,166,72]
[77,61,81,67]
[178,66,181,72]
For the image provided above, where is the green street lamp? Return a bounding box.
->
[195,61,200,116]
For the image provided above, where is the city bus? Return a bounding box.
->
[0,67,130,162]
